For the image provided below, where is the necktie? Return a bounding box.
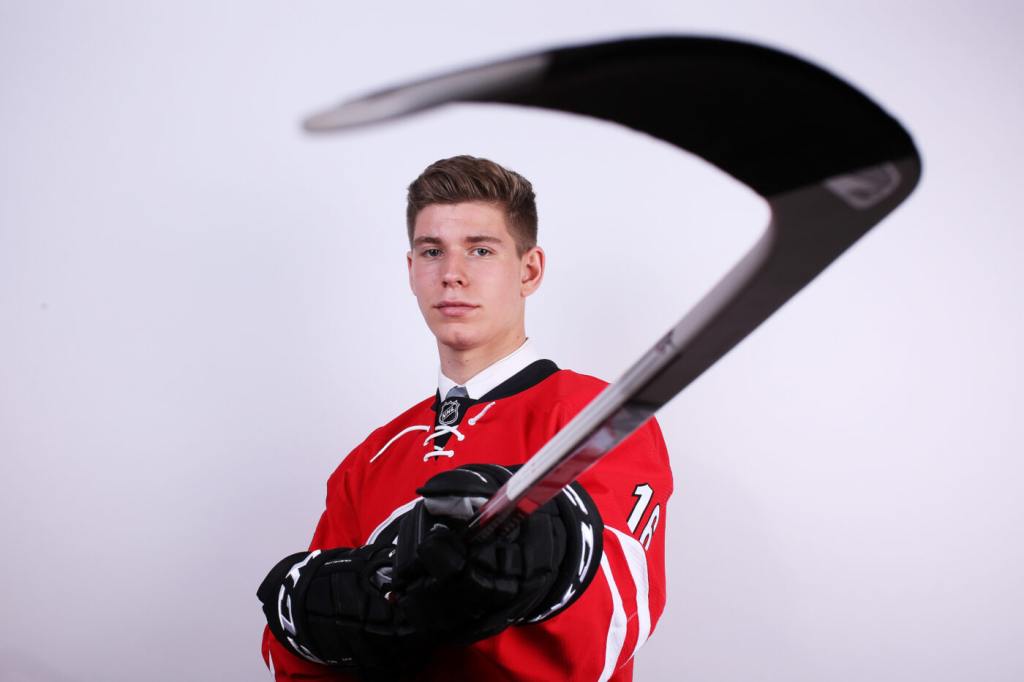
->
[445,385,469,400]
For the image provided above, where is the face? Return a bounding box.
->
[407,201,544,358]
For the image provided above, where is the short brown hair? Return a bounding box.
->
[406,155,538,255]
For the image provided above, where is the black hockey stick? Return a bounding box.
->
[303,36,921,539]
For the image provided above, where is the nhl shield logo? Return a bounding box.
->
[439,399,460,426]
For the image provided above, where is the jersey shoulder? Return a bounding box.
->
[540,368,608,409]
[544,368,668,441]
[327,394,435,482]
[367,394,436,441]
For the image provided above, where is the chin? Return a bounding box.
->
[434,326,485,352]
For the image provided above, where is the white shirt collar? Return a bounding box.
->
[438,339,540,400]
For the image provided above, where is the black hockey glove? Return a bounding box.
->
[392,463,603,644]
[257,542,428,681]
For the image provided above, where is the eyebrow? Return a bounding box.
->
[412,235,505,247]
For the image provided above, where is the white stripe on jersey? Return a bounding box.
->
[608,526,652,659]
[598,554,627,682]
[366,497,422,544]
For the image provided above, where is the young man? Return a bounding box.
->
[259,156,673,680]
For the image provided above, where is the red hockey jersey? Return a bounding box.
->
[262,362,673,681]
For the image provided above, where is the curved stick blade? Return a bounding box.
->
[302,36,922,536]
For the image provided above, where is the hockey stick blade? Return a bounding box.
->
[303,36,921,540]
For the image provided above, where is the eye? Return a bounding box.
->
[471,247,492,256]
[421,248,442,258]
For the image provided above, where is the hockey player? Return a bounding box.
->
[259,156,673,680]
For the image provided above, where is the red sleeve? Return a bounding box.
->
[438,414,673,682]
[261,450,368,680]
[578,417,672,679]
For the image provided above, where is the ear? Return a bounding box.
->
[407,251,415,294]
[520,246,545,297]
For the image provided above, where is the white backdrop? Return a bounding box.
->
[2,2,1022,680]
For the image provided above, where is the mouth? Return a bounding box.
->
[435,301,479,317]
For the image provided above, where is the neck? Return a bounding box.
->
[439,330,527,385]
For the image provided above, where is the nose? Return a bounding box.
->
[442,254,467,287]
